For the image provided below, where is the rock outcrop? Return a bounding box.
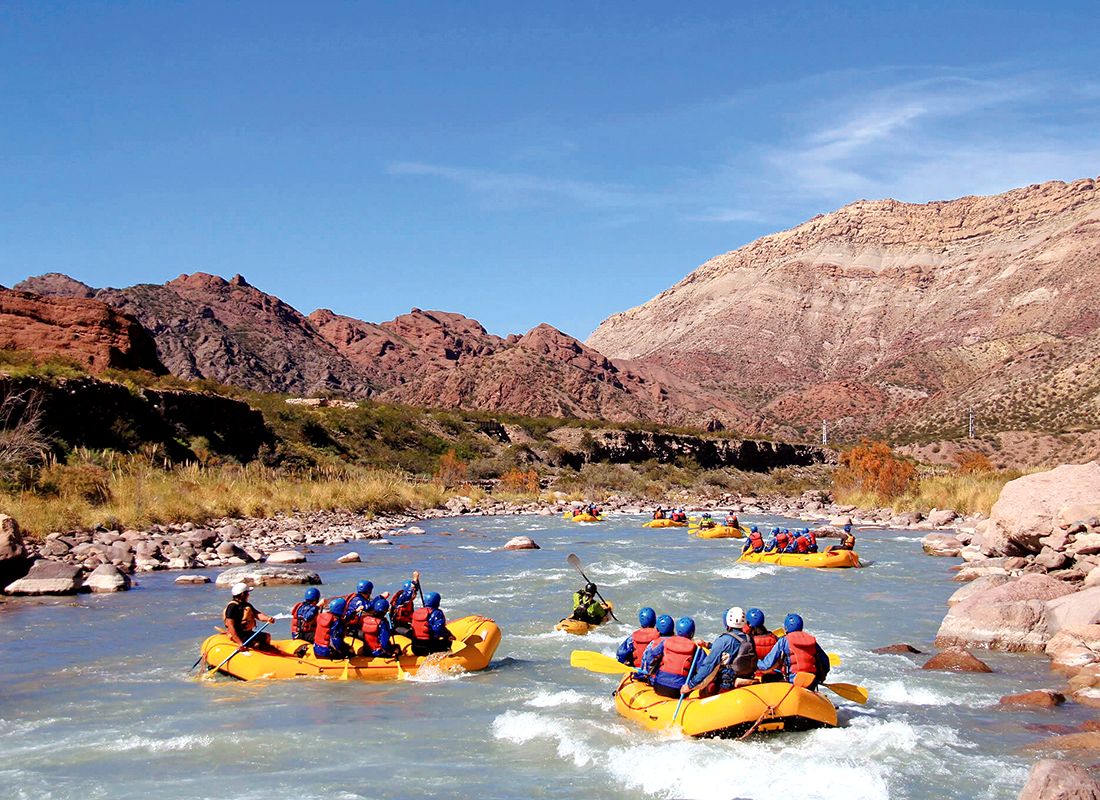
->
[982,463,1100,556]
[0,515,31,587]
[1017,759,1100,800]
[215,565,322,587]
[935,574,1076,652]
[4,559,84,595]
[0,288,164,373]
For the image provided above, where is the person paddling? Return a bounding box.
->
[757,613,831,689]
[389,574,418,637]
[570,582,610,625]
[616,607,660,667]
[681,607,757,696]
[224,583,275,651]
[409,591,453,655]
[290,587,321,643]
[743,607,780,679]
[313,597,350,660]
[639,616,702,698]
[361,596,399,658]
[741,526,765,554]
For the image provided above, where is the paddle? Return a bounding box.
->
[566,553,619,622]
[201,621,272,679]
[570,649,634,675]
[672,647,703,725]
[821,682,869,704]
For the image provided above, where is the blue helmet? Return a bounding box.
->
[784,613,804,633]
[304,587,320,602]
[771,527,780,535]
[746,607,765,628]
[402,580,415,593]
[424,591,441,609]
[357,579,373,596]
[843,524,852,532]
[638,607,657,628]
[329,597,347,615]
[750,526,758,533]
[675,616,695,639]
[655,614,675,636]
[370,596,389,614]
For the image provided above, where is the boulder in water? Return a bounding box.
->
[215,565,321,588]
[871,643,922,655]
[5,559,84,595]
[336,552,361,563]
[922,533,964,557]
[998,690,1065,708]
[922,648,992,672]
[935,574,1076,652]
[1017,758,1100,800]
[175,574,210,585]
[265,550,306,564]
[502,536,540,551]
[84,563,131,593]
[1045,625,1100,669]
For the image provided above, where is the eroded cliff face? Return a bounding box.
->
[587,177,1100,437]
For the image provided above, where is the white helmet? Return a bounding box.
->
[231,582,250,597]
[725,606,746,629]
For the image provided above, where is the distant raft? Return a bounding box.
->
[613,675,837,738]
[198,615,500,681]
[642,519,687,528]
[739,549,862,569]
[563,513,602,523]
[690,524,746,539]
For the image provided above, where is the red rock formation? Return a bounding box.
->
[0,288,164,373]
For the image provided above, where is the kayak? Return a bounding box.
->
[563,513,602,523]
[642,519,687,528]
[198,615,501,681]
[739,549,862,568]
[613,675,837,738]
[555,603,614,635]
[690,524,745,539]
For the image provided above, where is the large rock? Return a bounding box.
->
[1045,588,1100,634]
[1017,759,1100,800]
[215,541,254,562]
[0,514,30,586]
[922,647,992,672]
[927,509,959,528]
[265,550,306,564]
[998,690,1065,708]
[84,563,131,593]
[4,559,84,595]
[502,536,540,551]
[935,574,1076,652]
[1045,625,1100,669]
[922,533,964,557]
[336,552,361,563]
[947,574,1013,605]
[215,565,321,588]
[983,463,1100,556]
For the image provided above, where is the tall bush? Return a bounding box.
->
[834,440,915,499]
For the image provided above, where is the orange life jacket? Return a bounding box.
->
[661,636,697,677]
[630,627,660,667]
[785,630,818,675]
[748,531,764,549]
[775,532,791,549]
[313,611,338,648]
[841,533,856,549]
[794,535,811,553]
[411,607,433,639]
[361,615,383,651]
[751,629,778,662]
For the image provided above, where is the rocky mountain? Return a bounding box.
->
[588,177,1100,442]
[0,288,164,373]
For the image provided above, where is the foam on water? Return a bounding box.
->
[524,689,614,710]
[866,679,999,708]
[492,710,602,767]
[713,564,780,579]
[104,733,218,753]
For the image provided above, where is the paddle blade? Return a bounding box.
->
[793,671,815,688]
[570,650,633,675]
[823,682,869,704]
[828,653,842,666]
[566,553,582,571]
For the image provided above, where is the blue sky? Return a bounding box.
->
[2,2,1098,339]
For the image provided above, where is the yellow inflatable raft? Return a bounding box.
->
[563,513,602,523]
[198,615,500,681]
[613,675,837,738]
[642,519,687,528]
[739,549,861,568]
[690,524,745,539]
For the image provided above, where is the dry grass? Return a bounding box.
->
[833,470,1020,516]
[1,462,453,538]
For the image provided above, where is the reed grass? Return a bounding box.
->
[833,470,1020,516]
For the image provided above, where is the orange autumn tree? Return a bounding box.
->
[499,468,539,495]
[435,448,468,487]
[835,440,916,499]
[954,451,993,475]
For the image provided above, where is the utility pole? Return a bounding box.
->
[822,419,828,446]
[968,408,975,438]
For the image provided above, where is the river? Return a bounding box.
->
[0,513,1083,799]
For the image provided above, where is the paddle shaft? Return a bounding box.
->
[204,621,272,676]
[671,646,702,725]
[566,554,619,622]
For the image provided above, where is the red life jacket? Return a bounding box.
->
[785,631,818,675]
[806,530,817,546]
[411,607,433,639]
[661,636,697,677]
[748,531,764,549]
[313,611,338,648]
[775,532,791,549]
[290,601,318,637]
[361,615,383,651]
[392,598,414,626]
[630,627,660,667]
[752,630,778,662]
[795,535,811,553]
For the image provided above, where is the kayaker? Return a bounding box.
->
[410,591,453,655]
[723,512,740,528]
[571,582,609,625]
[389,576,418,637]
[361,596,400,658]
[640,616,702,698]
[616,607,660,667]
[741,526,765,554]
[224,582,275,650]
[757,613,831,689]
[681,607,757,696]
[743,607,780,678]
[313,597,350,660]
[290,587,322,643]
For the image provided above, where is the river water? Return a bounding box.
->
[0,513,1085,800]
